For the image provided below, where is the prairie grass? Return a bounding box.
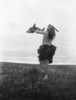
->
[1,62,76,100]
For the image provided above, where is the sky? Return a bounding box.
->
[0,0,76,64]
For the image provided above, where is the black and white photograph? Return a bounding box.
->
[0,0,76,100]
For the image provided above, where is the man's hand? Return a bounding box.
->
[26,27,35,33]
[26,23,45,33]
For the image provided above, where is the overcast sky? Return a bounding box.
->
[0,0,76,64]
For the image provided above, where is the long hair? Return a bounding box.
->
[47,24,56,40]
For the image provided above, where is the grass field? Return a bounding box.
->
[1,62,76,100]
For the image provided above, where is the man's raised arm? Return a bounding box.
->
[34,30,47,35]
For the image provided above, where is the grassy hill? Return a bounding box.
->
[1,62,76,100]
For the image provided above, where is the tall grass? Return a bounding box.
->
[1,62,76,100]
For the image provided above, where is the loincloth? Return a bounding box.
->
[37,44,57,63]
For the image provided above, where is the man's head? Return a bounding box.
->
[47,24,57,40]
[47,24,59,32]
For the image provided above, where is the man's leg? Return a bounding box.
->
[40,59,49,79]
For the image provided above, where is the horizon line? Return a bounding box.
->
[0,60,76,65]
